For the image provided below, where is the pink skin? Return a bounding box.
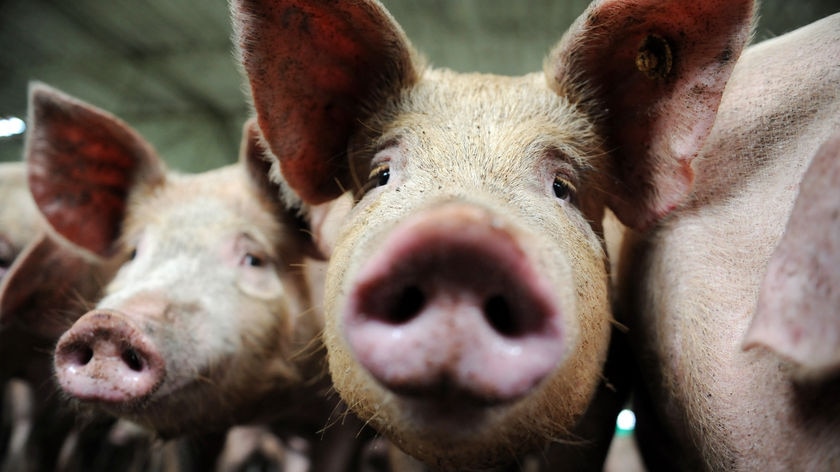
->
[346,203,565,405]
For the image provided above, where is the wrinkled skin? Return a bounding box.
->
[618,14,840,471]
[234,0,754,468]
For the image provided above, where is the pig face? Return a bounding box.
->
[234,0,754,467]
[24,84,321,436]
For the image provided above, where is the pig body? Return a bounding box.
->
[234,0,755,468]
[0,162,39,282]
[618,14,840,470]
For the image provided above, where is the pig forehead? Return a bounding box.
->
[125,181,281,246]
[375,70,598,161]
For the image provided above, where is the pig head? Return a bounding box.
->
[24,83,325,437]
[234,0,754,468]
[617,14,840,470]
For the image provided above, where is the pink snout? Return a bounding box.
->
[54,310,164,404]
[345,203,565,405]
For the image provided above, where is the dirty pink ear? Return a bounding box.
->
[0,232,107,340]
[25,83,166,257]
[233,0,419,205]
[546,0,755,230]
[743,131,840,381]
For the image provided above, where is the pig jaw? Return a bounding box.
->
[326,196,610,466]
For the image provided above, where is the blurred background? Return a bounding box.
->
[0,0,837,171]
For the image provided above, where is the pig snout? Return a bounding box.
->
[54,310,164,404]
[344,203,565,405]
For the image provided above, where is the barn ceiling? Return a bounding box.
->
[0,0,837,171]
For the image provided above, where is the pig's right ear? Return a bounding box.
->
[25,83,166,258]
[232,0,420,205]
[0,232,106,340]
[545,0,755,230]
[743,132,840,381]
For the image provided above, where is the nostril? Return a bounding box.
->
[375,285,426,325]
[121,348,144,372]
[60,343,95,367]
[78,346,94,365]
[484,295,518,337]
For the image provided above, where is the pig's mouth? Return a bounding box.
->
[343,202,567,418]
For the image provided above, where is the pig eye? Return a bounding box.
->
[242,253,264,267]
[369,164,390,187]
[128,248,137,261]
[553,176,576,201]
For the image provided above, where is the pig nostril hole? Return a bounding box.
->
[484,295,519,336]
[122,348,144,372]
[78,346,94,366]
[386,285,426,324]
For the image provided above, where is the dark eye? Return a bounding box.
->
[128,248,137,260]
[553,176,575,201]
[242,253,264,267]
[369,164,390,187]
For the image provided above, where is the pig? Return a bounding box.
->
[616,13,840,471]
[0,162,40,282]
[23,83,336,447]
[232,0,755,468]
[1,153,112,472]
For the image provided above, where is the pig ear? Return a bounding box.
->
[546,0,755,230]
[0,232,106,340]
[232,0,420,205]
[239,118,325,260]
[743,132,840,381]
[25,83,166,257]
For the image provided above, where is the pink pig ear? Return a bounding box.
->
[232,0,420,205]
[744,131,840,381]
[546,0,755,230]
[0,232,107,340]
[25,83,166,257]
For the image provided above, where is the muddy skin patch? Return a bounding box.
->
[636,34,673,80]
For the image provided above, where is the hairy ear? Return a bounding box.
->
[232,0,420,205]
[744,131,840,381]
[546,0,755,230]
[25,83,166,257]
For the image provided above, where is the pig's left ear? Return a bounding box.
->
[743,131,840,381]
[0,232,106,340]
[26,83,167,257]
[546,0,755,230]
[239,118,324,259]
